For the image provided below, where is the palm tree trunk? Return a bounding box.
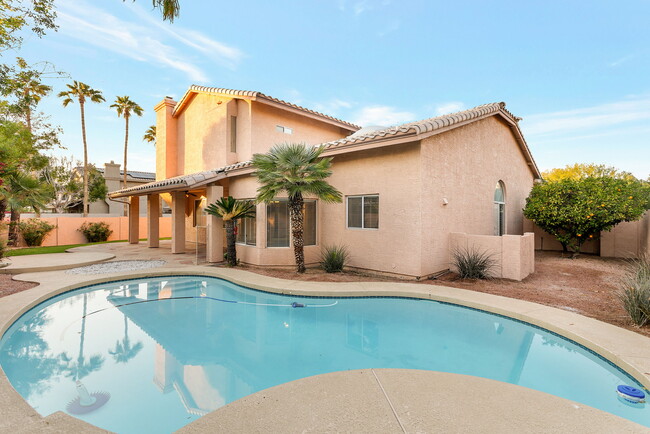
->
[26,107,32,134]
[0,198,6,222]
[8,207,19,246]
[225,220,236,266]
[123,115,129,217]
[289,193,305,273]
[80,101,89,217]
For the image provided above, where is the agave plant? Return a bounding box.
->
[205,196,256,266]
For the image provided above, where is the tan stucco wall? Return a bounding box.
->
[600,212,650,258]
[32,216,172,246]
[449,232,535,281]
[250,102,351,156]
[419,116,536,275]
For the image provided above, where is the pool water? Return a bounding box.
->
[0,275,648,433]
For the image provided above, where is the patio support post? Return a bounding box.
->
[147,194,160,248]
[128,196,140,244]
[206,184,224,263]
[171,191,186,254]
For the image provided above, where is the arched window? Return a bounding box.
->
[494,181,505,236]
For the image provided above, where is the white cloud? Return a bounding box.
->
[522,97,650,138]
[609,54,634,68]
[352,105,415,126]
[56,0,245,83]
[434,102,465,116]
[313,98,353,115]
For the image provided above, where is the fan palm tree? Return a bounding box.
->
[110,96,144,191]
[3,172,49,245]
[143,125,156,145]
[58,81,105,217]
[205,196,256,266]
[252,143,342,273]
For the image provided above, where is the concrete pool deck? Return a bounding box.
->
[1,242,649,433]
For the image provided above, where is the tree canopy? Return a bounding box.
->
[524,174,650,254]
[542,163,637,182]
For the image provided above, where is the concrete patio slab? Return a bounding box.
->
[0,252,115,274]
[178,369,648,433]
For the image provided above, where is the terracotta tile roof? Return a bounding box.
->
[109,102,539,198]
[172,85,361,130]
[320,102,518,150]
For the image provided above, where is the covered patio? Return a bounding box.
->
[108,162,254,263]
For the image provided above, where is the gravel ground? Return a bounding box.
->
[65,260,166,275]
[0,274,38,298]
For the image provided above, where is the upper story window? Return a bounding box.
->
[347,195,379,229]
[230,116,237,152]
[276,125,293,135]
[267,199,316,247]
[493,181,505,236]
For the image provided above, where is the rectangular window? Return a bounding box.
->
[347,195,379,229]
[275,125,293,134]
[267,201,290,247]
[266,199,317,247]
[230,116,237,152]
[235,201,256,246]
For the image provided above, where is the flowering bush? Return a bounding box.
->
[78,221,113,243]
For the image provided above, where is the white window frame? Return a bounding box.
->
[265,199,317,248]
[346,195,379,230]
[275,125,293,135]
[494,181,506,236]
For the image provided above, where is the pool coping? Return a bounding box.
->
[3,265,650,432]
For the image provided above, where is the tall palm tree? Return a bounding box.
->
[205,196,256,266]
[109,315,143,364]
[151,0,181,22]
[143,125,156,145]
[252,143,342,273]
[58,81,105,217]
[110,96,144,191]
[60,294,104,381]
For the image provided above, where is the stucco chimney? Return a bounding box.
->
[104,161,120,180]
[154,97,178,180]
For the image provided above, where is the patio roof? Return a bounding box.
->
[109,102,540,199]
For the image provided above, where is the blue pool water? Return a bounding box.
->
[0,275,648,433]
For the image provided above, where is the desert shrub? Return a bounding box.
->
[18,219,56,247]
[320,245,349,273]
[618,255,650,327]
[452,246,496,279]
[78,221,113,243]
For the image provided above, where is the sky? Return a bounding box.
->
[8,0,650,178]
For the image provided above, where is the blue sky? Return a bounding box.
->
[11,0,650,178]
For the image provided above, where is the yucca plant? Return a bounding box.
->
[321,244,349,273]
[452,246,496,279]
[205,196,256,267]
[618,254,650,327]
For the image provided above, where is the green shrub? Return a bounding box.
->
[618,255,650,327]
[452,246,496,279]
[18,219,56,247]
[78,221,113,243]
[320,245,349,273]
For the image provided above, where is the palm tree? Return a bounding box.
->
[109,315,143,364]
[60,294,104,381]
[143,125,156,145]
[58,81,105,217]
[205,196,256,266]
[110,96,144,191]
[9,69,51,133]
[3,172,49,245]
[252,143,342,273]
[151,0,181,22]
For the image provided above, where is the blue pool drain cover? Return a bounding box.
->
[617,385,646,403]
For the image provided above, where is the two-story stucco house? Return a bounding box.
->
[110,85,541,279]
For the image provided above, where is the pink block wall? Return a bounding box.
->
[449,232,535,281]
[22,216,172,247]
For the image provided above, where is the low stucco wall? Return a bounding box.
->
[449,232,535,281]
[12,216,172,247]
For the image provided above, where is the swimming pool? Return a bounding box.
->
[0,275,648,433]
